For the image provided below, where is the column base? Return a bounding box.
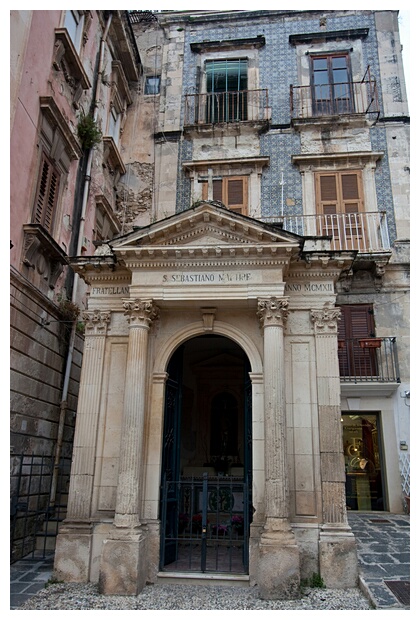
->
[319,525,358,588]
[98,526,147,595]
[53,521,93,583]
[257,518,301,600]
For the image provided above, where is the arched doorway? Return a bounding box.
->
[159,335,252,574]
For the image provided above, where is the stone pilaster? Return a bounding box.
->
[54,310,110,582]
[98,299,159,595]
[311,303,358,588]
[256,297,300,600]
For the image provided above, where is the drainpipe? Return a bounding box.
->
[50,12,114,507]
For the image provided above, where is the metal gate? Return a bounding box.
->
[10,454,71,562]
[160,473,250,574]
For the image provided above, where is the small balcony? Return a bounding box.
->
[339,337,400,384]
[184,89,270,127]
[290,71,380,123]
[261,211,390,253]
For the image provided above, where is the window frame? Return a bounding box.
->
[201,175,249,215]
[310,52,354,115]
[63,10,85,53]
[32,151,61,234]
[145,75,161,95]
[315,169,365,249]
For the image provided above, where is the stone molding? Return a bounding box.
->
[82,309,111,335]
[257,297,289,328]
[123,299,159,327]
[311,305,341,334]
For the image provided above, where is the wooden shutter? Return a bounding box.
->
[338,305,377,377]
[201,176,248,214]
[33,153,60,233]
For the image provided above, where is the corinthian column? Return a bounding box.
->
[66,309,111,519]
[99,299,159,596]
[256,297,300,600]
[54,310,110,583]
[311,303,358,588]
[114,299,159,527]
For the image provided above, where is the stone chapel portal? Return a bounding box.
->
[160,335,252,573]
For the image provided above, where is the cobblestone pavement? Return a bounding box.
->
[347,512,410,609]
[10,512,410,610]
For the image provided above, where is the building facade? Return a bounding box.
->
[10,10,140,560]
[11,10,409,599]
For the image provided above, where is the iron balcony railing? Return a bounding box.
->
[290,70,380,122]
[184,89,270,126]
[339,337,400,383]
[261,211,390,252]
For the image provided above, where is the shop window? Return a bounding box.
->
[310,53,353,115]
[202,176,248,215]
[205,59,248,123]
[342,413,385,511]
[338,304,378,377]
[145,76,161,95]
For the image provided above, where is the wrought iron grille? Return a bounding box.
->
[10,454,71,562]
[160,474,250,574]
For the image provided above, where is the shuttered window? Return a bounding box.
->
[316,171,363,216]
[33,153,60,233]
[316,170,365,249]
[202,176,248,214]
[338,305,377,377]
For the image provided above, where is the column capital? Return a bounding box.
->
[123,298,159,328]
[311,304,341,334]
[257,297,289,328]
[82,309,111,335]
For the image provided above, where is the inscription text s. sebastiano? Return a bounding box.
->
[163,272,252,283]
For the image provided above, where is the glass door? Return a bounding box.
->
[342,413,385,511]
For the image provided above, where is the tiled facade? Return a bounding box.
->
[11,9,408,600]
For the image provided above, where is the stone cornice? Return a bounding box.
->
[182,156,270,172]
[292,151,383,169]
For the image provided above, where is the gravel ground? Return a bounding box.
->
[19,582,373,610]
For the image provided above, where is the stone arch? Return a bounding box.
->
[153,320,263,376]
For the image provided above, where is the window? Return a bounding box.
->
[63,10,84,52]
[311,54,353,115]
[315,170,364,249]
[338,304,377,377]
[145,76,161,95]
[33,153,61,233]
[108,106,121,146]
[205,59,248,123]
[202,176,248,215]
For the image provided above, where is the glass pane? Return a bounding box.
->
[313,57,328,70]
[342,414,384,511]
[332,56,347,69]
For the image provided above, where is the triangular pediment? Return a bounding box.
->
[109,202,302,253]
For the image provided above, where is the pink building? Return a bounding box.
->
[10,10,140,561]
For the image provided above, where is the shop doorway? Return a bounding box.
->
[342,413,385,511]
[159,335,252,573]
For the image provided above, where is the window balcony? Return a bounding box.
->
[261,211,390,253]
[338,337,400,384]
[290,71,380,124]
[184,89,270,128]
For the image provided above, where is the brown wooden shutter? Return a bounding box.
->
[213,180,223,202]
[226,176,248,214]
[338,305,377,376]
[33,153,60,232]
